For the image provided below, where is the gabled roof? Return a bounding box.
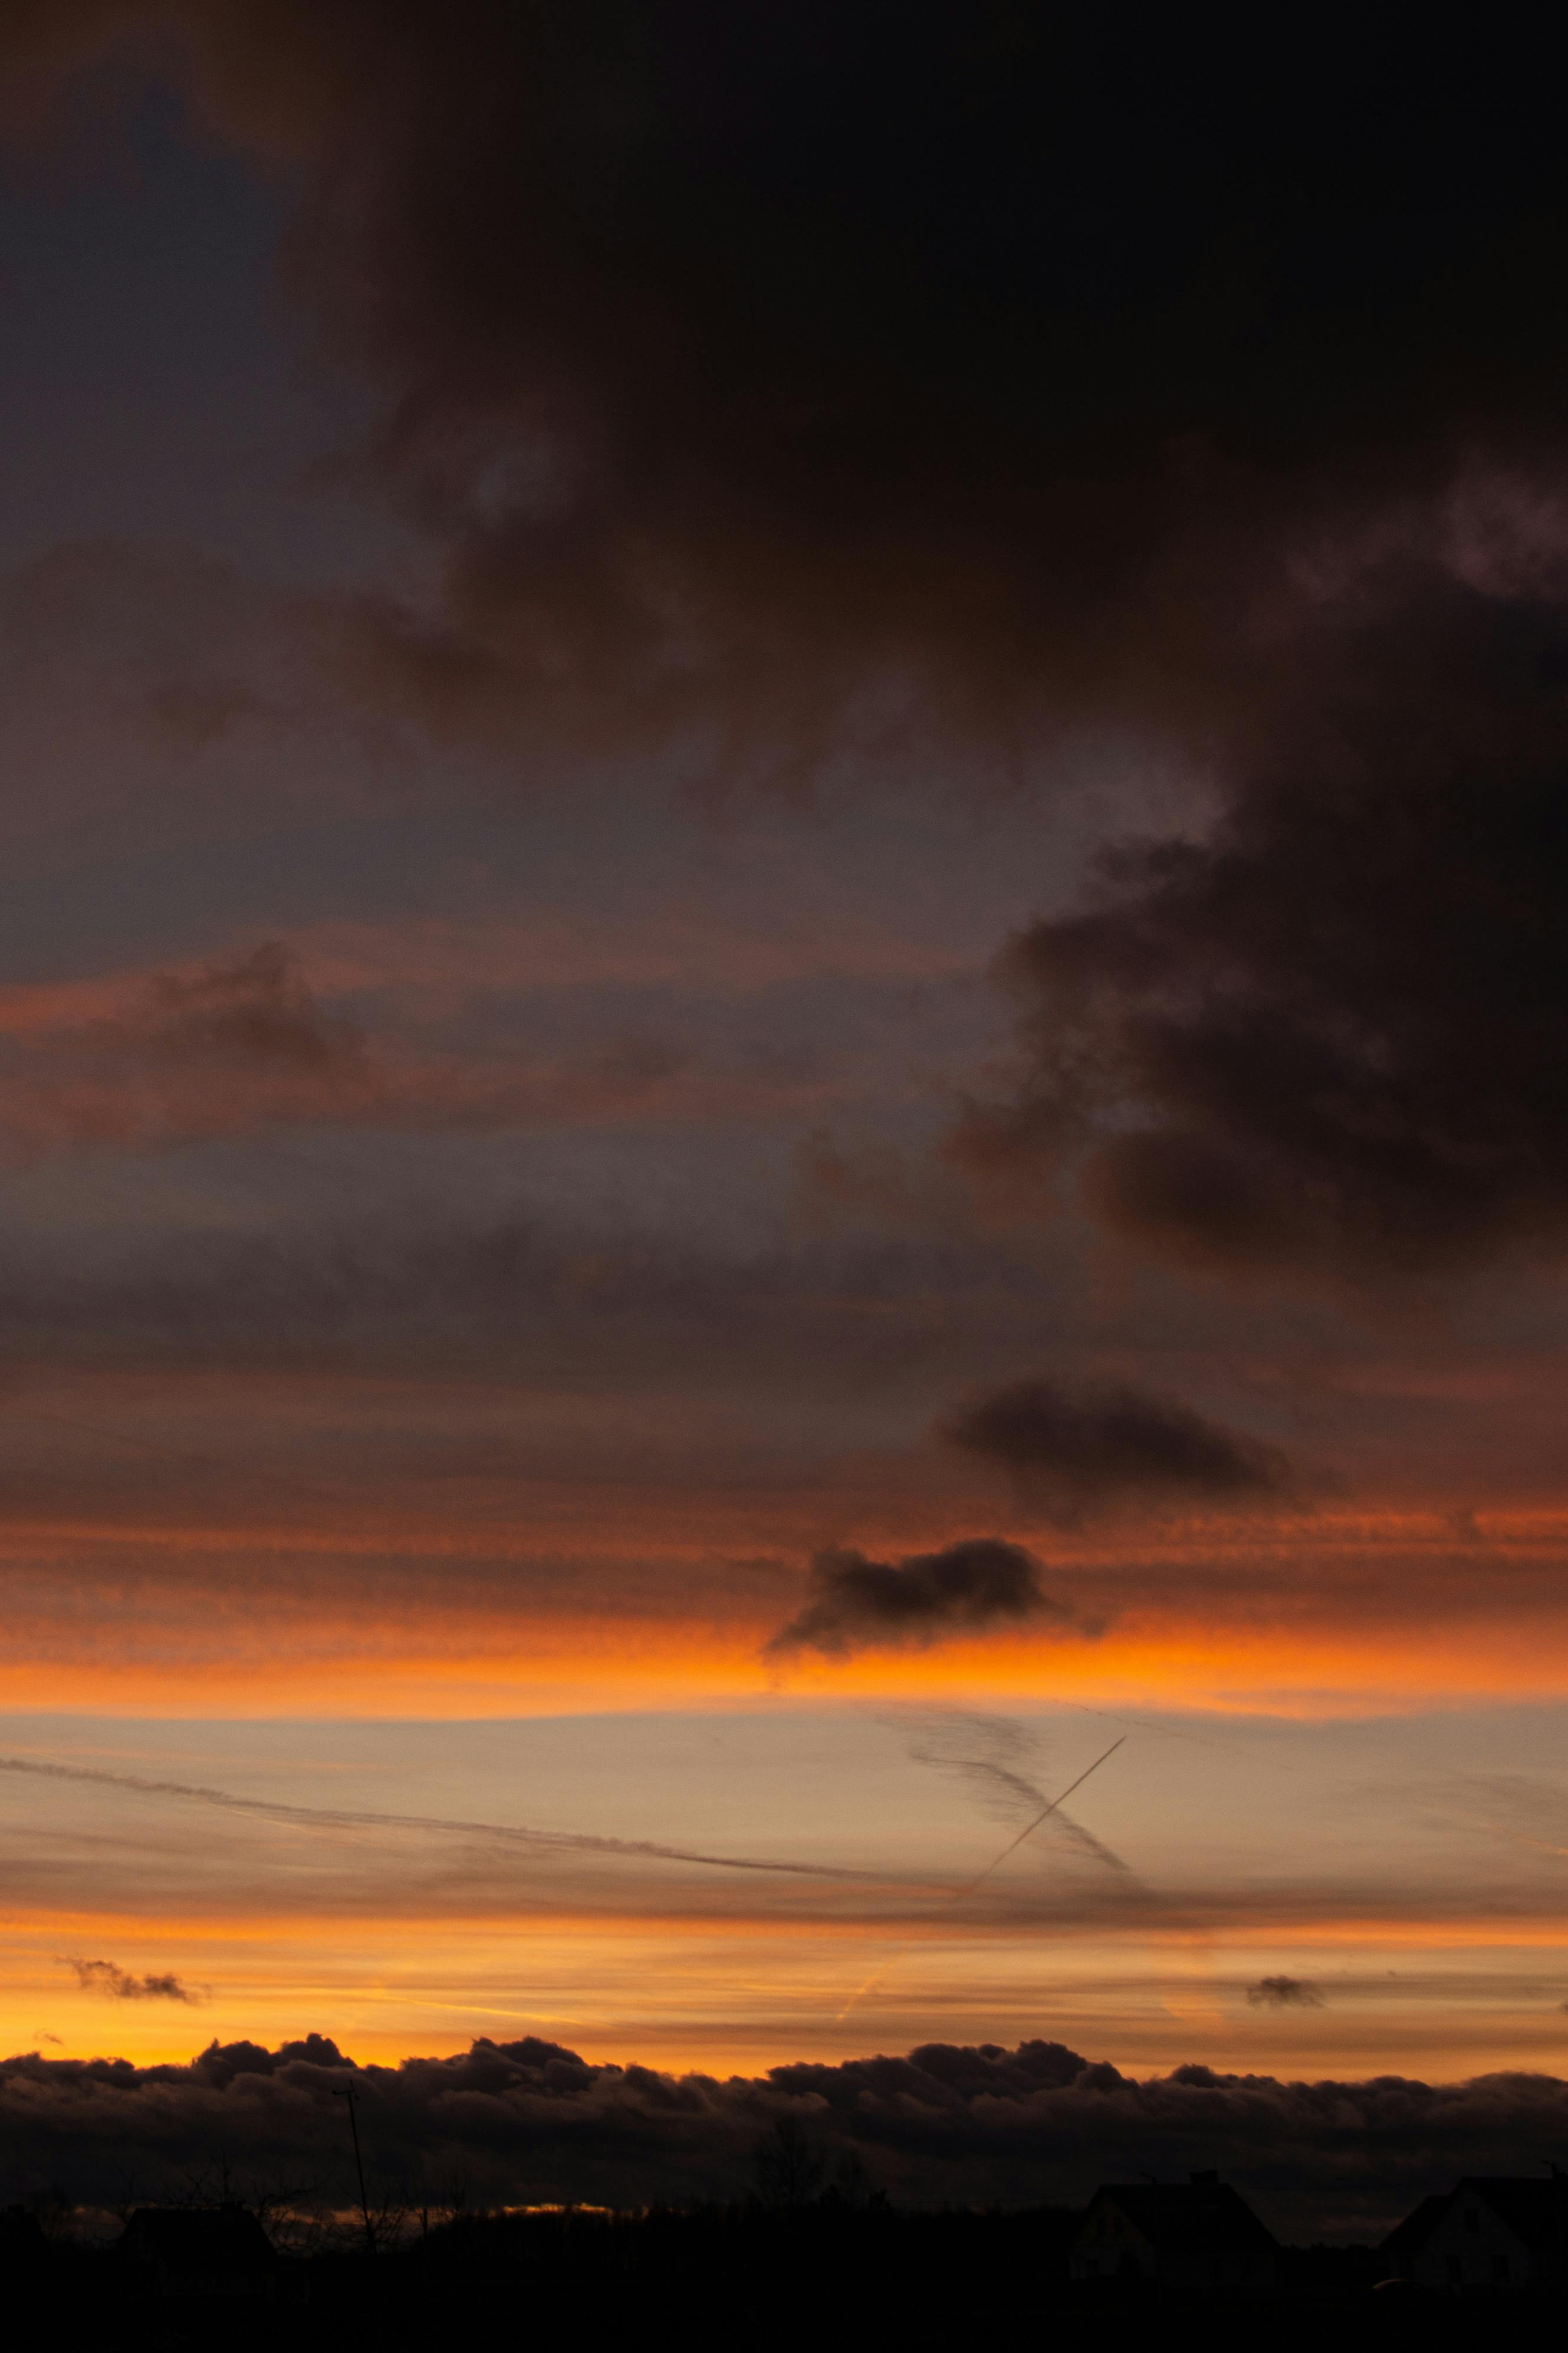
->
[1380,2193,1447,2256]
[1084,2181,1276,2254]
[119,2207,277,2269]
[1380,2178,1568,2257]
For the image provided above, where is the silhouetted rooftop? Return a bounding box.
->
[1380,2176,1568,2256]
[1379,2193,1447,2257]
[1086,2180,1276,2253]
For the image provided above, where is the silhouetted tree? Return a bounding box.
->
[751,2115,826,2208]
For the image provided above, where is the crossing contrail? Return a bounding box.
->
[836,1736,1127,2021]
[900,1708,1132,1875]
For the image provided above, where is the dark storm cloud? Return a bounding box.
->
[59,1958,199,2003]
[765,1538,1076,1660]
[12,6,1568,775]
[954,573,1568,1274]
[944,1376,1293,1521]
[252,10,1568,772]
[1247,1976,1324,2010]
[9,11,1568,1265]
[7,2032,1568,2239]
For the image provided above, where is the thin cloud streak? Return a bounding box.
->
[0,938,859,1161]
[0,1754,883,1886]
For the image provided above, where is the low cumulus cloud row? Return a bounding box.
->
[5,2032,1568,2240]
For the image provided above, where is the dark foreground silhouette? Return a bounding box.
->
[3,2190,1553,2353]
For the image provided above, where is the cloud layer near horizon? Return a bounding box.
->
[9,2029,1568,2240]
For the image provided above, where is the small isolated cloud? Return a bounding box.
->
[944,1376,1294,1522]
[1245,1975,1325,2009]
[765,1537,1079,1659]
[59,1957,200,2004]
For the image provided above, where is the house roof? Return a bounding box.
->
[1380,2194,1447,2257]
[119,2207,277,2269]
[1083,2181,1276,2254]
[1380,2178,1568,2257]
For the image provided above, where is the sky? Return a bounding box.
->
[6,3,1568,2226]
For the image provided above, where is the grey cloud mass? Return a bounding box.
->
[765,1539,1077,1660]
[955,577,1568,1278]
[8,5,1568,781]
[1247,1976,1326,2010]
[944,1376,1295,1521]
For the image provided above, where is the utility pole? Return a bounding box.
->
[334,2084,374,2255]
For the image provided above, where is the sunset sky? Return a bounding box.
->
[7,5,1568,2148]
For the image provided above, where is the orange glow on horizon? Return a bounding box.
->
[1,1596,1567,1717]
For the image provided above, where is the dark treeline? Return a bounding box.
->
[4,2197,1539,2353]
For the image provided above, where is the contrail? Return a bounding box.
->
[902,1710,1132,1876]
[836,1736,1126,2021]
[0,1754,881,1884]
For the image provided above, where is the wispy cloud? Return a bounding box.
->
[2,1754,880,1886]
[58,1956,200,2003]
[0,940,853,1160]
